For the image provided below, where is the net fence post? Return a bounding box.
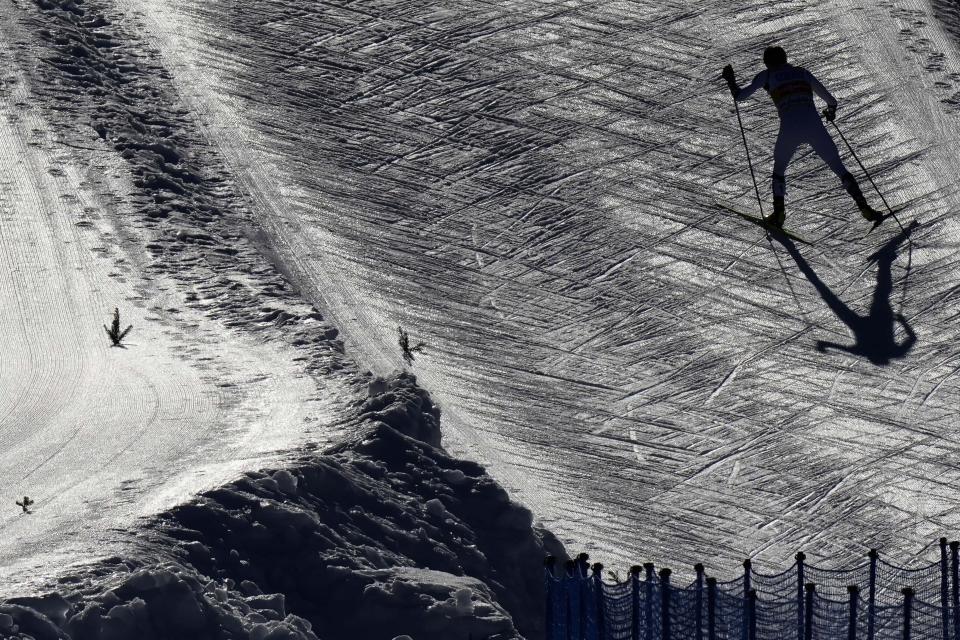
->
[578,554,590,640]
[592,563,606,640]
[903,587,914,640]
[748,588,757,640]
[848,585,859,640]
[942,538,950,640]
[707,577,717,640]
[567,560,578,640]
[631,565,642,640]
[804,583,815,640]
[742,560,752,640]
[645,563,656,640]
[951,541,960,640]
[546,556,557,640]
[695,564,705,640]
[869,549,879,640]
[661,568,672,640]
[797,552,806,640]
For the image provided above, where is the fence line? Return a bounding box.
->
[546,538,960,640]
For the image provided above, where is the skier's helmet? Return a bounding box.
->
[763,46,787,68]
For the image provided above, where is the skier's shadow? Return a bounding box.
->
[774,221,918,365]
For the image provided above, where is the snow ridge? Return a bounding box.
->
[0,372,564,640]
[159,372,565,640]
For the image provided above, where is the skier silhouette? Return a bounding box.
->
[777,221,917,365]
[722,46,881,228]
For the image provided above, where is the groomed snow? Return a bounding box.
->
[0,1,562,636]
[118,0,960,580]
[0,1,356,593]
[6,0,960,635]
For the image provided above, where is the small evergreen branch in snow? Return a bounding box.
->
[397,326,426,364]
[607,569,622,584]
[15,496,33,514]
[104,307,133,347]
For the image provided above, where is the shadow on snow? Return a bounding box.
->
[775,221,918,365]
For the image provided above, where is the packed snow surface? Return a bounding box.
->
[5,0,960,620]
[110,0,960,578]
[0,0,358,592]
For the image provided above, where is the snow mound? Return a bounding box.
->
[157,371,564,639]
[0,564,317,640]
[361,569,514,640]
[0,372,565,640]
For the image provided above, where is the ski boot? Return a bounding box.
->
[857,200,882,224]
[843,173,882,224]
[765,197,786,228]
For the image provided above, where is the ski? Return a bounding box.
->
[715,201,812,245]
[864,207,907,235]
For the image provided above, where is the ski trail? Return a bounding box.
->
[0,2,351,589]
[79,0,960,578]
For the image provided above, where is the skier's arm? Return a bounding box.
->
[816,340,854,355]
[727,70,767,102]
[806,70,837,108]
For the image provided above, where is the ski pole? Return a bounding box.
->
[827,117,904,230]
[731,95,765,217]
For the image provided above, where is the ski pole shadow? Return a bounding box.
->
[773,221,919,365]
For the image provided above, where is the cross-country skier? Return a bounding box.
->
[721,46,881,228]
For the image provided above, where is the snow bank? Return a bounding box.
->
[157,371,565,639]
[4,563,318,640]
[0,372,565,640]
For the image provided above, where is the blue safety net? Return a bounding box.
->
[546,540,960,640]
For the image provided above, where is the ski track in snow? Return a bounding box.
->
[0,2,357,593]
[8,0,960,586]
[105,0,960,580]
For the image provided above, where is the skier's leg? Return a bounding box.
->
[808,122,846,178]
[770,127,799,226]
[809,122,880,220]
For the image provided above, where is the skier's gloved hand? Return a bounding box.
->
[721,65,738,97]
[822,105,837,122]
